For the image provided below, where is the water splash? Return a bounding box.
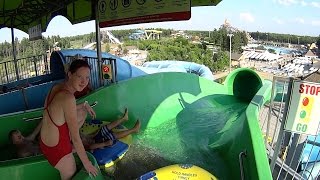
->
[113,98,247,179]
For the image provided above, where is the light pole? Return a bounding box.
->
[297,37,300,45]
[227,33,234,73]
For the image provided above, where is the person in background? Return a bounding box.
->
[8,121,42,158]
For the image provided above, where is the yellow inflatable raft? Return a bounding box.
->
[80,120,132,171]
[138,164,218,180]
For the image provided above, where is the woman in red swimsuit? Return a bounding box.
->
[40,59,98,180]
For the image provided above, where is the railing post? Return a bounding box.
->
[11,27,20,81]
[270,77,294,172]
[265,76,277,145]
[44,54,49,74]
[33,56,38,77]
[111,58,117,83]
[95,0,103,87]
[4,63,9,83]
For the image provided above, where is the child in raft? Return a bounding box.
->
[81,108,141,151]
[9,121,42,158]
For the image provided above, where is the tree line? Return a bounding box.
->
[250,32,318,45]
[1,27,319,72]
[0,33,96,62]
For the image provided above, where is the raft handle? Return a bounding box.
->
[90,101,98,107]
[23,116,42,122]
[239,150,247,180]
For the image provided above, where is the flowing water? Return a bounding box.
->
[111,97,248,180]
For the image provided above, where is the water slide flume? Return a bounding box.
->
[0,68,272,179]
[141,60,215,81]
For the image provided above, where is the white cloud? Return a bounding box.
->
[295,17,305,24]
[274,0,320,8]
[311,20,320,26]
[273,18,285,24]
[311,2,320,8]
[239,12,255,23]
[276,0,298,6]
[301,0,307,6]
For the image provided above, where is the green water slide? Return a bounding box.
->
[0,68,272,179]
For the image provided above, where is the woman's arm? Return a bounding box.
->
[76,102,87,110]
[63,94,97,175]
[76,101,96,119]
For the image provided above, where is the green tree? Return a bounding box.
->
[316,36,320,49]
[212,51,229,72]
[268,49,276,54]
[104,44,110,52]
[256,45,266,50]
[123,48,128,55]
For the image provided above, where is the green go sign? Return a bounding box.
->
[296,123,308,132]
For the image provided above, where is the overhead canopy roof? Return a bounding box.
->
[0,0,222,34]
[0,0,93,33]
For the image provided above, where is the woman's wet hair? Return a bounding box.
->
[68,59,91,74]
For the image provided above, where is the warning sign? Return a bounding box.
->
[98,0,191,28]
[285,81,320,135]
[28,24,42,41]
[191,0,221,6]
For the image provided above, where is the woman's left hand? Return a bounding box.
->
[84,102,96,119]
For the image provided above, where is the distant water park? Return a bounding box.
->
[1,1,320,180]
[246,44,306,55]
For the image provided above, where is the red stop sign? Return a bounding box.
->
[103,66,109,73]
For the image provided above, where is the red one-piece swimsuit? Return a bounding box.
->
[39,88,73,167]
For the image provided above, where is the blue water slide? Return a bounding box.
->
[300,135,320,165]
[53,49,148,82]
[300,162,320,180]
[299,134,320,179]
[142,60,214,81]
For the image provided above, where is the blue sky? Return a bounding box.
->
[1,0,319,43]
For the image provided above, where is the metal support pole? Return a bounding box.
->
[227,33,233,73]
[95,1,103,87]
[111,58,117,83]
[33,56,38,77]
[4,63,9,82]
[229,37,231,73]
[265,76,276,145]
[11,27,20,81]
[270,77,294,172]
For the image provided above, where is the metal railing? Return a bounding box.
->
[0,54,116,90]
[64,56,117,90]
[260,76,320,180]
[0,54,50,85]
